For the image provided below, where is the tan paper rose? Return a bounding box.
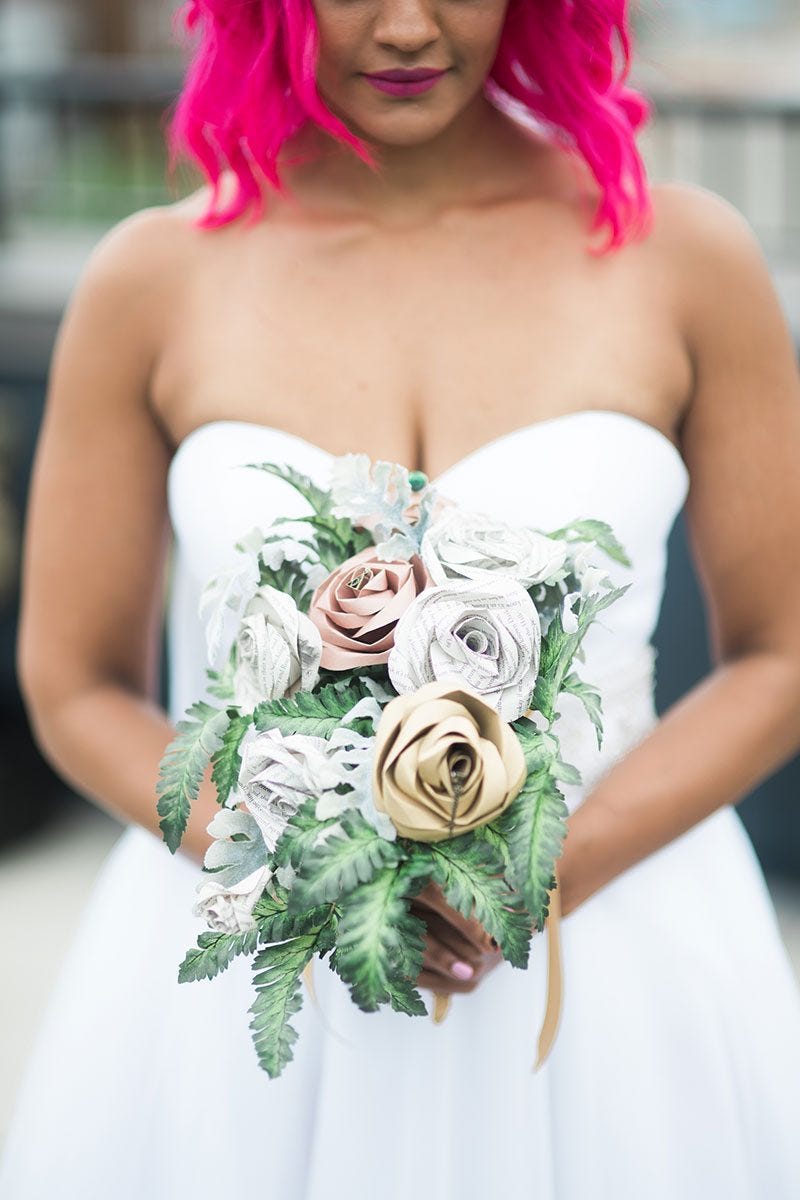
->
[307,547,431,670]
[371,678,527,842]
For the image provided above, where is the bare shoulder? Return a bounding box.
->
[642,181,794,364]
[58,183,230,400]
[648,179,752,230]
[71,194,201,314]
[646,182,775,306]
[639,184,800,667]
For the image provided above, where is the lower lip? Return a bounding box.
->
[364,72,448,97]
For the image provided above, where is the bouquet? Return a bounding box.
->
[156,452,631,1078]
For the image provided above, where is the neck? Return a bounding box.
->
[276,92,554,227]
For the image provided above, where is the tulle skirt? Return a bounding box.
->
[2,796,799,1199]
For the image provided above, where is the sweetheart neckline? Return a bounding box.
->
[167,407,690,489]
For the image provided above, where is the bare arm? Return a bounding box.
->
[558,184,800,918]
[16,208,218,868]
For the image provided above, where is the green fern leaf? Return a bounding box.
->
[178,928,258,983]
[545,517,632,567]
[560,671,603,750]
[242,462,374,568]
[243,461,332,516]
[253,679,378,739]
[286,808,404,913]
[426,835,533,969]
[471,821,513,876]
[248,922,330,1079]
[529,583,628,726]
[270,795,343,874]
[330,858,432,1013]
[156,702,229,853]
[251,883,333,943]
[497,771,569,931]
[206,644,237,701]
[210,710,252,805]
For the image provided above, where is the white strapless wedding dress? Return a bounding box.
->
[2,409,800,1199]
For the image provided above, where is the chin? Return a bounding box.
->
[341,107,460,148]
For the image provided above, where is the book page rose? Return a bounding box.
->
[371,679,527,841]
[237,728,342,852]
[307,547,431,669]
[193,864,272,936]
[232,585,323,710]
[420,507,569,587]
[387,576,542,722]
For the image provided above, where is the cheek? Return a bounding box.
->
[447,4,510,62]
[313,7,371,67]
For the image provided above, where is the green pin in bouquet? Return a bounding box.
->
[155,450,632,1079]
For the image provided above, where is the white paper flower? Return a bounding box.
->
[232,585,322,711]
[569,541,613,597]
[199,528,263,667]
[193,807,271,934]
[561,590,582,633]
[421,507,569,588]
[327,452,442,559]
[237,728,343,852]
[193,863,271,935]
[387,576,542,722]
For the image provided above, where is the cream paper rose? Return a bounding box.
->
[387,575,542,722]
[232,584,322,710]
[307,546,431,670]
[237,728,342,852]
[193,864,271,936]
[420,507,569,588]
[371,679,527,842]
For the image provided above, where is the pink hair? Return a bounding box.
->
[165,0,653,255]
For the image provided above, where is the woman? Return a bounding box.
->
[2,0,800,1195]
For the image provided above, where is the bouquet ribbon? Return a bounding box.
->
[300,860,563,1070]
[431,860,563,1071]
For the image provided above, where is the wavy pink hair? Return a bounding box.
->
[165,0,653,254]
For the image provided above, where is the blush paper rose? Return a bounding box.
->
[387,575,542,722]
[232,585,323,711]
[371,679,527,842]
[307,547,431,669]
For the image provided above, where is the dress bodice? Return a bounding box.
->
[165,409,690,809]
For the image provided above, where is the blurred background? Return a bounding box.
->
[1,0,800,1142]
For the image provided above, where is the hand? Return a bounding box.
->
[409,880,504,995]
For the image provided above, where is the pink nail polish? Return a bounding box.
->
[451,961,474,980]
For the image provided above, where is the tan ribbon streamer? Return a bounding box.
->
[300,959,357,1048]
[431,860,563,1070]
[300,860,563,1065]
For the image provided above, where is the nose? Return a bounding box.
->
[372,0,441,54]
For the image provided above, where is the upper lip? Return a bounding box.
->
[364,67,448,81]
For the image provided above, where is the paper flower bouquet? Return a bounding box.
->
[156,452,631,1078]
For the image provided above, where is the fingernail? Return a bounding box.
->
[451,960,474,980]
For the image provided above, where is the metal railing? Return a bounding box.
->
[0,57,187,232]
[638,83,800,259]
